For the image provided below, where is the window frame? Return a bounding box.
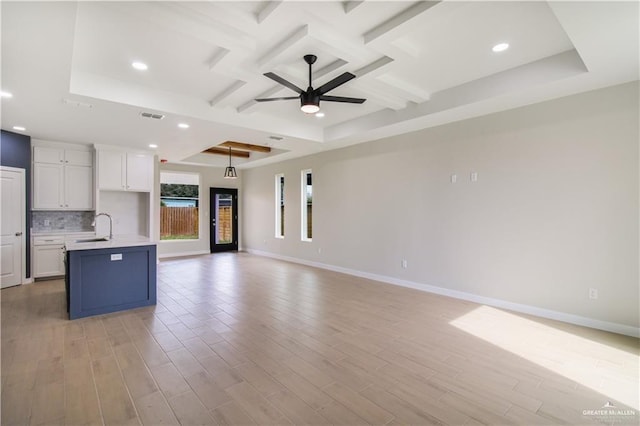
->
[159,171,201,242]
[275,173,285,239]
[301,169,312,242]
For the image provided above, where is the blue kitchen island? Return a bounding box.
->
[65,236,157,320]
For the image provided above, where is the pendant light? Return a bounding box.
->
[224,146,238,179]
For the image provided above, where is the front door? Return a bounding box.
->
[1,167,25,288]
[210,188,238,252]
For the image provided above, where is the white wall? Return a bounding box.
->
[97,191,148,237]
[155,163,241,258]
[241,81,639,330]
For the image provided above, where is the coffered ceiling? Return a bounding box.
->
[1,1,638,169]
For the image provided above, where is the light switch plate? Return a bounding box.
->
[111,253,122,261]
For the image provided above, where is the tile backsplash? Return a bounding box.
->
[32,211,95,233]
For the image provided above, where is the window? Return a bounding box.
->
[301,169,312,241]
[160,172,199,240]
[275,173,284,238]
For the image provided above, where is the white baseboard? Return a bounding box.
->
[159,250,210,259]
[247,249,639,338]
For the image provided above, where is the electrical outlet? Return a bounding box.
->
[450,174,457,183]
[44,219,50,226]
[318,248,322,254]
[401,259,408,269]
[589,288,598,300]
[470,172,478,182]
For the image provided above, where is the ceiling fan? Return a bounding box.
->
[255,54,366,114]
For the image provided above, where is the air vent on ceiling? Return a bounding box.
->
[62,98,93,109]
[269,135,283,141]
[140,112,165,120]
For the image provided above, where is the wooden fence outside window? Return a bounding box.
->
[160,207,199,239]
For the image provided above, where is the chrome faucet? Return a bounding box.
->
[92,212,113,240]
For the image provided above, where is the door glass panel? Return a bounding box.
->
[216,194,233,244]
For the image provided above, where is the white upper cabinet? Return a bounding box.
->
[97,149,153,192]
[64,165,94,209]
[33,163,64,209]
[126,153,153,192]
[33,146,63,164]
[97,150,126,190]
[32,145,94,210]
[64,149,92,166]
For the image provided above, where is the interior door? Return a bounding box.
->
[1,167,25,288]
[210,188,238,252]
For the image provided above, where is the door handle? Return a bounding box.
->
[15,232,22,236]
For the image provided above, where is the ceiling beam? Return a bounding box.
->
[203,147,250,158]
[256,1,282,23]
[220,141,272,153]
[207,47,230,71]
[343,1,364,14]
[363,1,440,44]
[209,80,246,106]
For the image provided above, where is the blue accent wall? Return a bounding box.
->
[1,130,31,278]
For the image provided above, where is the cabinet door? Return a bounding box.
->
[65,165,93,210]
[34,245,65,277]
[126,153,153,192]
[33,163,64,209]
[33,146,63,164]
[65,149,93,166]
[98,151,126,190]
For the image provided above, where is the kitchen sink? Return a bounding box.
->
[74,237,109,243]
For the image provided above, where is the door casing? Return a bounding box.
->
[210,187,238,253]
[1,166,26,288]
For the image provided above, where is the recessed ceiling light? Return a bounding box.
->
[178,123,190,129]
[1,91,13,98]
[148,144,158,148]
[12,126,26,131]
[315,112,325,118]
[492,43,509,53]
[132,61,148,71]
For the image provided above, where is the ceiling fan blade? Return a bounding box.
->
[255,96,300,102]
[319,95,366,104]
[263,72,303,94]
[316,72,356,95]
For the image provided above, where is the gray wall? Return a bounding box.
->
[241,82,639,329]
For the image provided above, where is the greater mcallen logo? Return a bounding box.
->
[582,401,637,424]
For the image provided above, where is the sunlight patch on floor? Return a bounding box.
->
[449,305,639,410]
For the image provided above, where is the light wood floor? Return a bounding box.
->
[1,252,638,425]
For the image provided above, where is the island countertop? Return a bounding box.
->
[65,235,156,251]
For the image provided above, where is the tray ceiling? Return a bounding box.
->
[1,1,638,168]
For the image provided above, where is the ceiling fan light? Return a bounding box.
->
[301,103,320,114]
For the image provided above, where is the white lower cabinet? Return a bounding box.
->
[33,237,65,278]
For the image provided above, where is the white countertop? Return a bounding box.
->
[65,235,156,251]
